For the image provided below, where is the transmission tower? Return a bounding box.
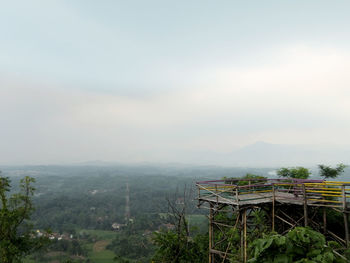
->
[125,183,131,224]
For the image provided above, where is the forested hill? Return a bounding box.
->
[2,164,349,262]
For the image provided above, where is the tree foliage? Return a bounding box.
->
[0,174,48,263]
[152,230,208,263]
[152,188,208,262]
[249,227,345,263]
[277,167,311,179]
[318,164,347,179]
[223,173,267,186]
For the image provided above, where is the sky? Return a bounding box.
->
[1,0,350,165]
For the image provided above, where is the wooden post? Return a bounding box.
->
[209,204,214,263]
[240,211,244,261]
[272,184,275,232]
[244,209,247,263]
[302,184,308,227]
[342,185,346,211]
[323,208,327,235]
[344,213,349,248]
[342,186,349,247]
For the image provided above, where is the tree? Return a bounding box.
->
[152,186,208,263]
[223,173,267,186]
[318,163,347,179]
[249,227,346,263]
[277,167,310,179]
[0,173,48,262]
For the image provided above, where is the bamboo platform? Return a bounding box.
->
[197,178,350,211]
[196,178,350,263]
[199,191,320,206]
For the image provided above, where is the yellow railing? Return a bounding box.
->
[197,180,350,209]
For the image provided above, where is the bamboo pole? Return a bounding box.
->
[344,213,349,248]
[323,208,327,235]
[342,186,349,247]
[328,230,347,245]
[272,184,275,232]
[342,185,347,210]
[244,209,247,263]
[302,184,308,227]
[240,212,244,261]
[275,215,294,227]
[209,203,214,263]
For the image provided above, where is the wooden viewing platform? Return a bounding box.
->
[197,178,350,210]
[196,178,350,263]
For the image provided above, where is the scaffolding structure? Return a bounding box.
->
[196,178,350,262]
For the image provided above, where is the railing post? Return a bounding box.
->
[342,185,347,210]
[215,184,218,204]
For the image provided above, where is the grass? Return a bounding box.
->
[80,229,116,262]
[159,213,206,221]
[89,247,116,263]
[93,240,110,252]
[79,229,117,240]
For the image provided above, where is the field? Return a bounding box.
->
[79,229,117,240]
[83,229,116,263]
[88,248,115,263]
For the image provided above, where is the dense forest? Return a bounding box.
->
[1,164,350,262]
[0,164,264,262]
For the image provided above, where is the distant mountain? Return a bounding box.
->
[184,141,350,167]
[7,142,348,168]
[234,142,350,166]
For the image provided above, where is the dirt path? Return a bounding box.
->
[93,240,110,252]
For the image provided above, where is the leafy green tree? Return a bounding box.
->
[239,173,267,185]
[249,227,345,263]
[152,230,208,263]
[277,167,311,179]
[0,174,48,263]
[318,163,347,179]
[223,173,267,185]
[108,232,152,260]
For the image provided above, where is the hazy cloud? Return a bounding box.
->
[1,45,350,164]
[1,1,350,164]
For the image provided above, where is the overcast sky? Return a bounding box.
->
[1,0,350,165]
